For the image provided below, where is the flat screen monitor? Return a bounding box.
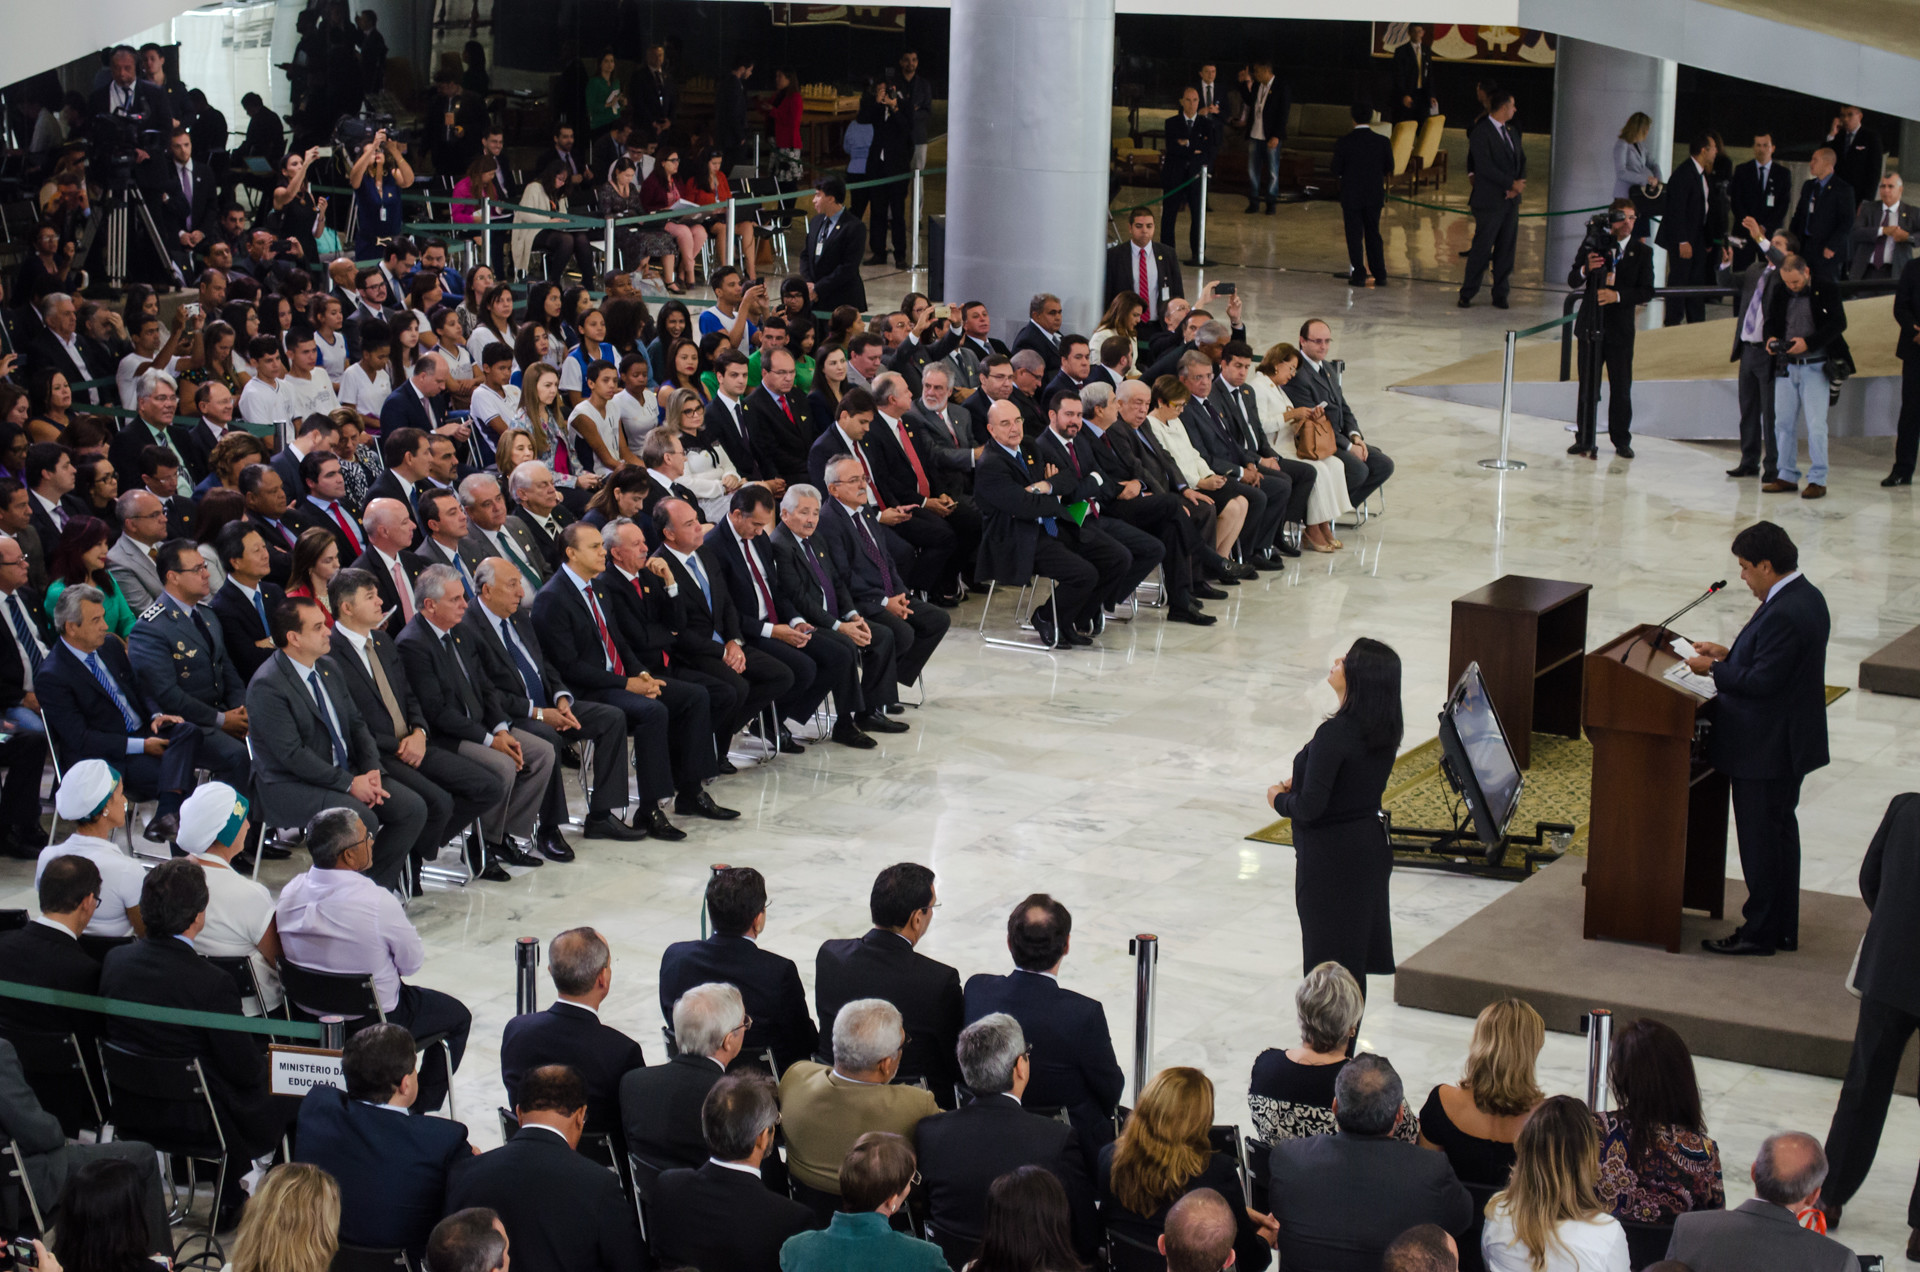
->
[1437,661,1525,850]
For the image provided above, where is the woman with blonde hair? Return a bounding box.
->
[1613,113,1663,198]
[1419,997,1546,1187]
[1098,1067,1276,1270]
[228,1162,340,1272]
[1482,1096,1629,1272]
[1092,291,1147,374]
[665,387,743,522]
[1251,342,1352,552]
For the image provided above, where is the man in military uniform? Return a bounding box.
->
[126,537,264,857]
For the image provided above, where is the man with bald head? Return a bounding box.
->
[352,497,430,635]
[1790,148,1856,281]
[1667,1131,1854,1271]
[812,454,949,693]
[499,927,648,1139]
[972,398,1105,648]
[1163,1189,1240,1272]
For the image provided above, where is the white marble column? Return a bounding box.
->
[945,0,1115,342]
[1546,39,1676,288]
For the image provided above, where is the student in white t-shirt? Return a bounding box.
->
[606,351,660,457]
[178,783,284,1013]
[466,343,520,457]
[566,357,633,473]
[282,330,342,422]
[310,294,351,386]
[339,320,395,428]
[236,335,291,427]
[116,311,191,409]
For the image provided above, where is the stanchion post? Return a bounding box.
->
[480,196,493,276]
[1478,329,1528,471]
[320,1015,347,1050]
[910,169,924,271]
[515,935,540,1015]
[1584,1009,1614,1111]
[725,198,737,268]
[1129,934,1159,1097]
[700,863,729,938]
[1196,168,1209,267]
[603,215,616,275]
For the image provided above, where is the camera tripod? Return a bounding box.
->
[76,179,182,292]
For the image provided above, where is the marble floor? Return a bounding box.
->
[8,219,1920,1256]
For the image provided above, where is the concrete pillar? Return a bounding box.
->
[945,0,1115,343]
[1546,39,1676,288]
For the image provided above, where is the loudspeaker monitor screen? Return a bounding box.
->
[1438,661,1525,850]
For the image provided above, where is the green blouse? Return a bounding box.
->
[47,574,136,640]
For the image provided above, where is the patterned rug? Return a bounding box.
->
[1246,686,1851,866]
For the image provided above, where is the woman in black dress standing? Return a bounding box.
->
[1267,637,1403,996]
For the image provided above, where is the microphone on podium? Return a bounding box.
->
[1619,580,1728,663]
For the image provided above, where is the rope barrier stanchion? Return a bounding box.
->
[1129,933,1159,1098]
[724,198,737,269]
[320,1015,347,1050]
[515,935,541,1015]
[1481,328,1527,473]
[1196,166,1210,267]
[910,168,924,272]
[1584,1008,1614,1111]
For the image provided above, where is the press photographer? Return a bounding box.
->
[1566,198,1653,459]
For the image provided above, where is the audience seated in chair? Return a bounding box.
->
[445,1065,647,1272]
[226,1163,339,1272]
[1417,998,1544,1190]
[49,1158,177,1272]
[649,1072,819,1272]
[1663,1131,1855,1272]
[1480,1096,1629,1272]
[970,1166,1090,1272]
[427,1208,511,1272]
[275,807,472,1114]
[177,783,284,1014]
[500,926,647,1143]
[33,769,149,939]
[916,1012,1099,1264]
[778,997,940,1195]
[1268,1054,1473,1272]
[621,981,746,1172]
[777,1131,950,1272]
[1383,1224,1461,1272]
[1249,961,1418,1146]
[814,862,963,1103]
[294,1023,474,1260]
[1596,1017,1725,1224]
[657,866,818,1074]
[2,854,108,1040]
[1098,1066,1275,1271]
[1160,1188,1243,1272]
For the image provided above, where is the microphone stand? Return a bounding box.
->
[1618,581,1727,664]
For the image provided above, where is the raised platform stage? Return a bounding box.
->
[1863,624,1920,699]
[1395,856,1917,1094]
[1389,295,1900,441]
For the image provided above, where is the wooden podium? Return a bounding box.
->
[1582,625,1731,951]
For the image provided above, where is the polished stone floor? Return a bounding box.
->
[7,210,1920,1255]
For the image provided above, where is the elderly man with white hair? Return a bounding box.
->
[351,496,426,635]
[778,997,941,1195]
[620,982,749,1170]
[107,368,198,498]
[506,460,576,570]
[458,473,547,595]
[1849,171,1920,281]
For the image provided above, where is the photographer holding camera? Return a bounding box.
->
[1762,254,1850,500]
[347,126,415,261]
[87,47,166,165]
[1566,198,1654,459]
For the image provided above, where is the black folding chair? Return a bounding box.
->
[1244,1133,1272,1213]
[95,1042,228,1232]
[0,910,29,932]
[1459,1181,1500,1272]
[1621,1219,1676,1270]
[77,933,135,964]
[2,1136,49,1238]
[0,1024,104,1137]
[329,1244,412,1272]
[1106,1224,1163,1272]
[203,954,276,1019]
[626,1148,670,1244]
[277,960,458,1120]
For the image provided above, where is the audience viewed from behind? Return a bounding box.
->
[778,996,940,1194]
[1418,997,1545,1187]
[778,1131,949,1271]
[226,1163,341,1272]
[1666,1131,1856,1272]
[1481,1095,1629,1272]
[1250,960,1418,1144]
[1596,1018,1725,1223]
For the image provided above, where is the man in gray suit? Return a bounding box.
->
[459,473,546,603]
[1269,1055,1472,1272]
[1284,320,1394,508]
[0,1038,173,1251]
[106,490,169,610]
[246,594,427,891]
[1667,1132,1855,1272]
[1849,173,1920,282]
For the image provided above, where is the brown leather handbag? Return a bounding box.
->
[1295,410,1336,462]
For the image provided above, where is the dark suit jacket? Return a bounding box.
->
[0,923,100,1038]
[24,332,112,405]
[1105,241,1186,325]
[1896,257,1920,362]
[905,402,978,497]
[702,522,789,635]
[702,395,762,481]
[107,417,203,495]
[247,513,298,586]
[961,970,1123,1144]
[1268,1132,1473,1272]
[916,1093,1097,1258]
[1389,42,1432,119]
[594,565,677,674]
[1827,126,1884,208]
[514,504,577,572]
[245,650,379,790]
[1657,157,1714,253]
[1101,1147,1271,1272]
[1283,357,1365,447]
[1705,574,1830,781]
[1466,117,1525,211]
[1159,111,1215,189]
[1666,1197,1854,1272]
[801,213,867,312]
[768,525,851,631]
[1849,198,1920,278]
[529,569,640,695]
[619,1052,725,1171]
[973,441,1069,588]
[87,80,168,151]
[380,382,442,435]
[35,640,160,770]
[286,496,366,562]
[348,548,425,637]
[1789,176,1856,274]
[1330,127,1393,210]
[744,385,812,488]
[1857,793,1920,1018]
[657,934,818,1074]
[814,930,963,1099]
[1729,251,1787,361]
[1010,323,1063,386]
[814,498,905,613]
[500,1001,646,1136]
[326,626,428,756]
[293,1085,472,1257]
[141,157,216,245]
[650,1160,818,1272]
[445,1126,646,1272]
[651,546,746,662]
[207,578,287,682]
[1730,160,1793,237]
[1569,237,1656,342]
[394,613,508,749]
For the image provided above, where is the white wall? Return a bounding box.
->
[1,0,213,86]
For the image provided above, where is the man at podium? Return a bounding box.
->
[1685,521,1830,957]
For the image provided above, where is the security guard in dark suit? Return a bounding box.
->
[1160,89,1217,265]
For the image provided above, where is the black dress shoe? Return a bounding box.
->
[1492,298,1510,310]
[1226,560,1259,579]
[776,729,806,755]
[1884,473,1914,487]
[143,813,179,843]
[855,711,909,734]
[866,254,889,266]
[1264,201,1277,215]
[1193,581,1228,600]
[715,756,738,775]
[1064,630,1093,647]
[579,814,643,843]
[1701,933,1774,956]
[1272,540,1302,558]
[535,829,579,859]
[474,860,512,882]
[1253,551,1288,571]
[1726,465,1759,477]
[645,807,689,840]
[674,789,741,821]
[1244,201,1260,214]
[1032,612,1060,647]
[1815,1197,1841,1230]
[559,744,581,770]
[261,842,292,860]
[929,591,963,608]
[1169,605,1218,626]
[885,703,905,715]
[1614,444,1635,458]
[1567,441,1591,456]
[830,720,879,748]
[1457,296,1472,308]
[496,841,544,868]
[1776,936,1797,952]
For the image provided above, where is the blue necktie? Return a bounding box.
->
[9,597,42,678]
[686,555,723,644]
[499,618,549,709]
[87,653,141,733]
[1016,448,1058,537]
[250,588,270,637]
[307,670,349,769]
[453,553,476,601]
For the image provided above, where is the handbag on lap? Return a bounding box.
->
[1295,410,1337,462]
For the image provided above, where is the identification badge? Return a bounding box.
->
[1766,193,1775,208]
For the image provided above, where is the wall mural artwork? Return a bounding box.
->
[1372,22,1557,67]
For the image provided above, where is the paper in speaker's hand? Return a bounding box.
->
[1671,637,1698,661]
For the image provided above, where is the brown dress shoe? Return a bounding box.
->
[1761,480,1799,493]
[1802,483,1827,499]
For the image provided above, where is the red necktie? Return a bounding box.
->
[583,584,625,676]
[779,394,796,424]
[895,420,930,499]
[1137,247,1151,317]
[744,539,777,622]
[328,502,363,557]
